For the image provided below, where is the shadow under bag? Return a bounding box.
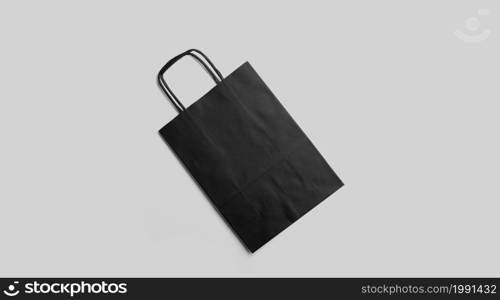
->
[157,49,344,252]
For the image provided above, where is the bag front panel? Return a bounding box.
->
[159,59,343,251]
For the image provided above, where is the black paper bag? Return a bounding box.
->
[157,49,343,252]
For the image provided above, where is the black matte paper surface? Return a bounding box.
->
[158,49,343,252]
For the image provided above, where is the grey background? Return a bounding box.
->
[0,1,498,277]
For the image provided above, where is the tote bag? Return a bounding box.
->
[158,49,343,252]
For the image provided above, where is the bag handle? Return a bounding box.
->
[157,49,223,113]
